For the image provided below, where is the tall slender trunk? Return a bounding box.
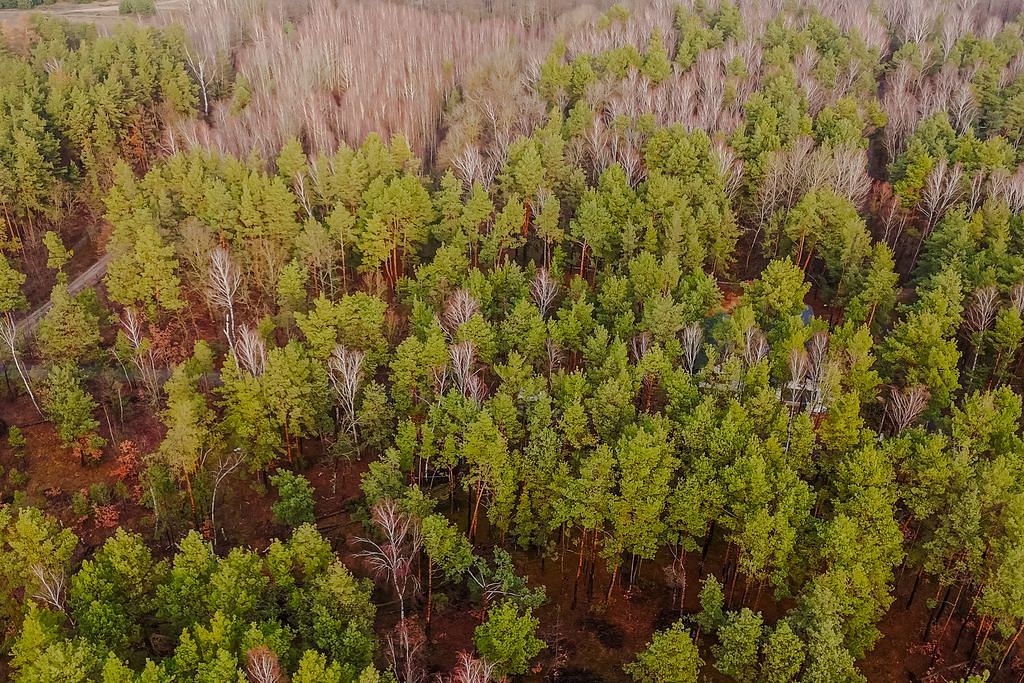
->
[425,558,434,632]
[998,620,1024,672]
[606,562,619,603]
[184,469,197,518]
[469,484,485,541]
[906,568,923,609]
[4,315,40,416]
[571,529,587,609]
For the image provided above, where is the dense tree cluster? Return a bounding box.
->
[2,512,382,681]
[0,18,194,245]
[7,0,1024,682]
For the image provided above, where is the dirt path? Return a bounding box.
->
[0,0,185,25]
[17,250,112,336]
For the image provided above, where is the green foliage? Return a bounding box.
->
[7,425,25,453]
[422,513,474,580]
[10,8,1024,681]
[625,621,703,683]
[10,522,375,681]
[119,0,156,12]
[0,506,78,628]
[473,602,545,677]
[270,470,316,527]
[42,363,103,453]
[42,231,69,274]
[36,285,102,365]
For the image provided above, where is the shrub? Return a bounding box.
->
[88,482,110,506]
[6,467,28,489]
[270,470,316,527]
[7,425,25,455]
[71,490,91,518]
[112,480,131,504]
[119,0,155,15]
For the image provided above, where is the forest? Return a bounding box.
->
[3,0,1024,681]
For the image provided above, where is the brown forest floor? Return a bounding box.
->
[3,400,1020,683]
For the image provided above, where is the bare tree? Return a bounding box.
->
[879,192,911,249]
[452,145,488,188]
[443,289,480,337]
[743,327,769,367]
[911,159,964,269]
[989,166,1024,213]
[966,285,999,376]
[386,619,426,683]
[235,325,267,376]
[545,338,562,379]
[184,45,214,118]
[788,347,810,405]
[967,171,988,213]
[966,285,1000,333]
[711,140,744,200]
[209,447,244,550]
[824,145,872,208]
[882,62,924,161]
[530,268,558,318]
[431,364,451,399]
[449,340,485,404]
[806,332,830,413]
[888,385,931,434]
[29,564,68,615]
[245,646,283,683]
[120,309,161,403]
[752,151,786,259]
[206,246,243,353]
[897,0,939,45]
[1011,283,1024,315]
[808,332,830,382]
[0,314,40,415]
[450,652,496,683]
[681,323,703,374]
[630,332,652,363]
[328,345,366,445]
[358,500,422,621]
[358,501,423,680]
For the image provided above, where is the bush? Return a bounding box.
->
[71,491,90,518]
[112,480,131,504]
[6,467,28,489]
[270,470,316,527]
[7,425,26,455]
[119,0,155,15]
[88,482,110,506]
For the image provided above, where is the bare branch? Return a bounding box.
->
[530,268,558,319]
[889,385,930,434]
[328,345,366,443]
[681,323,703,374]
[965,285,999,333]
[206,246,243,353]
[29,564,67,614]
[743,327,769,367]
[235,325,267,377]
[245,646,282,683]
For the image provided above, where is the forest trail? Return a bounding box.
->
[17,250,112,336]
[0,0,185,25]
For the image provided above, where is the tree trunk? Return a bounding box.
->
[184,469,197,518]
[425,558,434,633]
[572,529,586,609]
[606,562,619,603]
[469,483,484,542]
[906,568,923,609]
[997,620,1024,672]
